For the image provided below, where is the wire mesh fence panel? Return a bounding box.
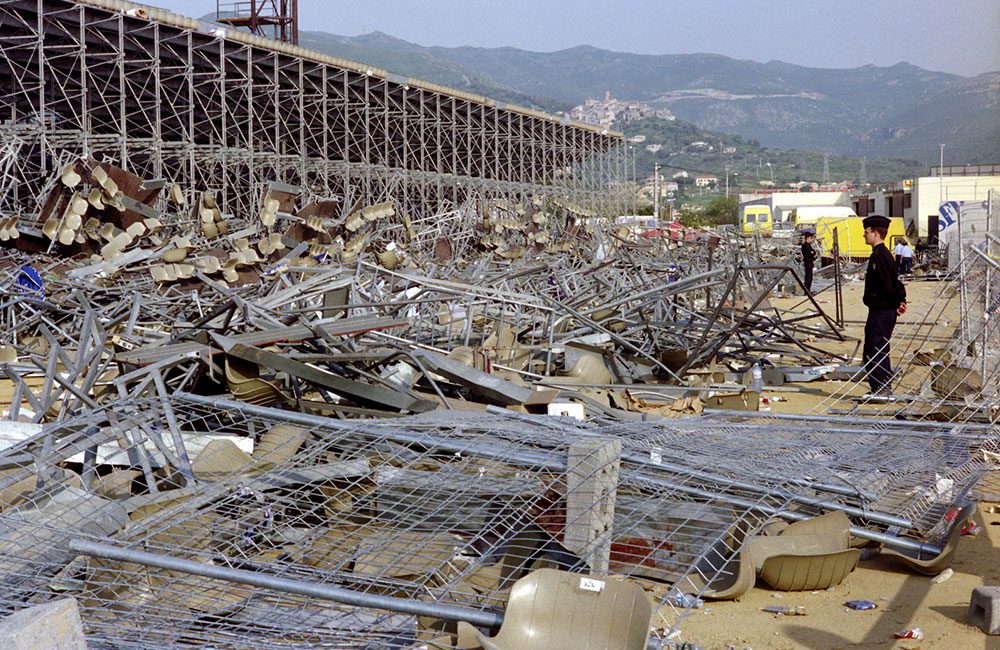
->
[0,394,994,647]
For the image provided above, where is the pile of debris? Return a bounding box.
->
[0,157,997,648]
[1,157,847,425]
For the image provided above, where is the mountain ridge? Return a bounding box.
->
[208,14,1000,165]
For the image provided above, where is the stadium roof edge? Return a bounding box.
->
[75,0,624,139]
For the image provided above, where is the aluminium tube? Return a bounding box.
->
[704,408,999,435]
[702,418,995,443]
[173,393,942,555]
[484,406,912,528]
[68,539,504,628]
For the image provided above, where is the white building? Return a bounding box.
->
[568,92,674,128]
[694,176,717,187]
[853,168,1000,241]
[738,190,851,223]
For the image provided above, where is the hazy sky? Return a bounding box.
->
[149,0,1000,77]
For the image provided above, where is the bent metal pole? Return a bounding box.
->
[175,393,942,555]
[68,539,504,629]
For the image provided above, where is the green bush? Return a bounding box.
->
[678,196,737,227]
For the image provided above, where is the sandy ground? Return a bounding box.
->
[765,274,960,415]
[675,500,1000,650]
[673,277,1000,649]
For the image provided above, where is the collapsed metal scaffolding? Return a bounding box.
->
[0,1,997,648]
[0,0,631,227]
[0,152,994,648]
[0,394,993,648]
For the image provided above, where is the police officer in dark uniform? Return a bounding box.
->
[800,230,816,293]
[861,215,907,395]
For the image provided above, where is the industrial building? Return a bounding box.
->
[853,165,1000,241]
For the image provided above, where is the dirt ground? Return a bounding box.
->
[674,278,1000,649]
[765,274,960,415]
[675,500,1000,650]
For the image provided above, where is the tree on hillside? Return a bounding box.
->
[703,196,738,225]
[677,196,738,227]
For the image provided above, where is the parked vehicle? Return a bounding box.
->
[740,205,774,235]
[809,216,906,260]
[789,205,856,230]
[790,206,903,260]
[771,221,796,239]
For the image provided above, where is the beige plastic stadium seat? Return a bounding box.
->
[881,502,976,575]
[750,510,860,591]
[224,354,288,407]
[476,568,652,650]
[686,510,859,599]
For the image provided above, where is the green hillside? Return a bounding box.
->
[624,117,924,200]
[292,30,999,164]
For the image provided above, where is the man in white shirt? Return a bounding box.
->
[893,239,905,274]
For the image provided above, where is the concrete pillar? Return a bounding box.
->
[0,598,88,650]
[565,437,622,576]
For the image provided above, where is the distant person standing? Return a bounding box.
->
[800,231,816,293]
[862,215,907,395]
[915,238,929,266]
[893,238,905,274]
[900,240,914,275]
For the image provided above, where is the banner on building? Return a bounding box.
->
[939,198,996,268]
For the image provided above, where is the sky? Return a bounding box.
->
[149,0,1000,77]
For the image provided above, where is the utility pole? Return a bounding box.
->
[630,145,637,215]
[725,165,730,198]
[822,153,830,184]
[939,143,946,210]
[653,162,660,223]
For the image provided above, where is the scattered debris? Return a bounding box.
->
[931,568,954,584]
[0,2,997,648]
[761,605,807,616]
[894,628,924,640]
[845,600,878,611]
[670,592,706,610]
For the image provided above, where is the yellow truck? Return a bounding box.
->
[792,207,905,260]
[740,205,774,235]
[789,206,856,230]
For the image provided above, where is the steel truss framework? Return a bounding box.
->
[0,0,630,221]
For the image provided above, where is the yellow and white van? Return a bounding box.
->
[740,205,773,235]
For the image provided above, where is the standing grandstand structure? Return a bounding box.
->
[0,0,630,224]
